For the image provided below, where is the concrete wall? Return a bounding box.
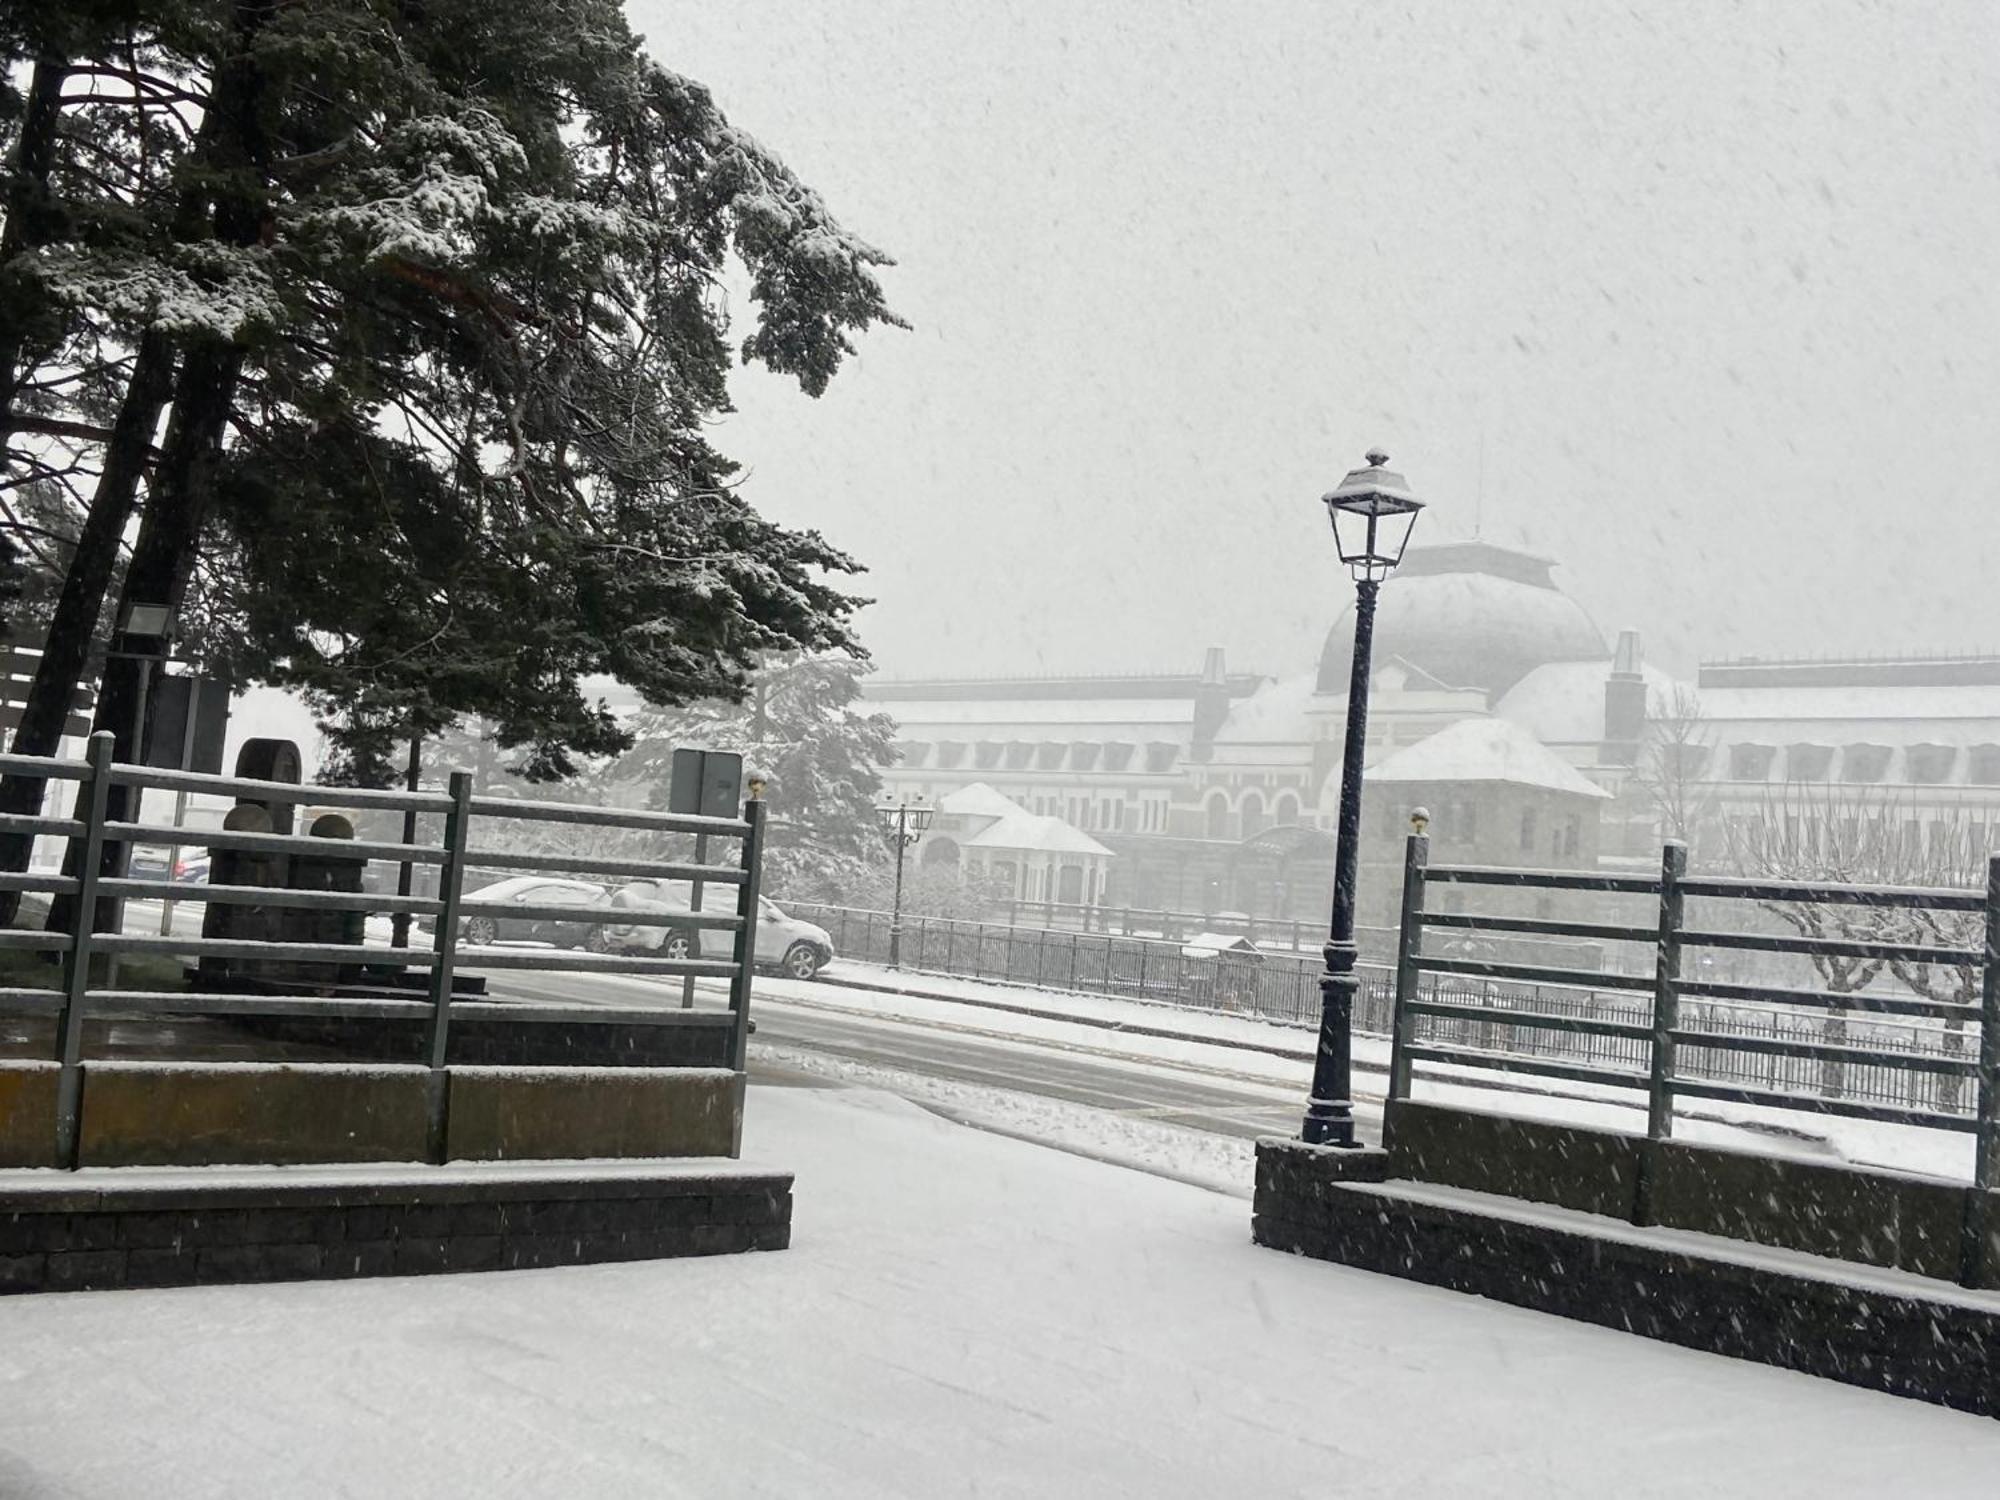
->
[1648,1136,1967,1281]
[445,1067,741,1161]
[29,1061,744,1169]
[1384,1098,1995,1287]
[1,1163,792,1294]
[1253,1138,2000,1420]
[0,1063,59,1168]
[80,1063,430,1167]
[1385,1099,1644,1219]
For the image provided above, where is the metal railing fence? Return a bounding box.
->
[1385,837,2000,1195]
[0,733,768,1167]
[992,896,1396,958]
[783,900,1398,1031]
[788,885,1995,1128]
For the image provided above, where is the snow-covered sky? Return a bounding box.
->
[639,0,2000,683]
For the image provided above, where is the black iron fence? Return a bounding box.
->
[992,896,1395,959]
[0,733,768,1167]
[784,900,1398,1032]
[1386,837,2000,1192]
[791,869,1997,1144]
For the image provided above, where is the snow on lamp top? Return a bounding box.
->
[1322,448,1425,583]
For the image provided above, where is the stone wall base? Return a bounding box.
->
[1253,1139,1999,1419]
[0,1161,790,1295]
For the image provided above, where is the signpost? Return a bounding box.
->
[669,749,744,1006]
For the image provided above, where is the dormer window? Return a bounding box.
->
[1728,743,1775,781]
[1840,744,1892,784]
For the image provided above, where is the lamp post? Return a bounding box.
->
[876,795,932,967]
[1300,449,1425,1147]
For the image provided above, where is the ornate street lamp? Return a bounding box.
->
[1301,449,1425,1147]
[876,795,933,967]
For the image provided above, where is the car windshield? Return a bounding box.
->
[759,898,784,920]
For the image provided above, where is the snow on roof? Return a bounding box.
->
[1495,660,1686,746]
[1214,672,1319,744]
[1180,932,1261,958]
[937,782,1027,820]
[1368,717,1610,798]
[1698,684,2000,726]
[861,699,1194,728]
[963,812,1115,857]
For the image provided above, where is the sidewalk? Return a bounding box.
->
[4,1083,1995,1497]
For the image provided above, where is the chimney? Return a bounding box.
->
[1602,628,1646,766]
[1192,647,1230,763]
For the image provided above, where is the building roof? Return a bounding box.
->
[963,812,1115,858]
[1367,717,1611,798]
[1213,672,1319,744]
[1495,659,1686,747]
[936,782,1026,820]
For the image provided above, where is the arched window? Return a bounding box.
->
[1274,793,1300,826]
[1205,791,1232,840]
[1240,791,1266,839]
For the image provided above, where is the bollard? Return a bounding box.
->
[202,803,279,985]
[284,812,366,988]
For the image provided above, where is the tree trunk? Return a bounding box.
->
[0,330,175,921]
[49,340,246,935]
[42,0,272,937]
[0,57,71,440]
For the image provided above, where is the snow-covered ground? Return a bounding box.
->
[4,1082,1997,1498]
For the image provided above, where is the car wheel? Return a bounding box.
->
[782,942,822,981]
[463,916,498,946]
[663,931,693,961]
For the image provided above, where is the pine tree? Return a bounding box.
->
[0,1,903,908]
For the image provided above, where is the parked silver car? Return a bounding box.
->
[601,881,834,979]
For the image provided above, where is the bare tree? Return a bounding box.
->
[1633,686,1719,855]
[1726,780,1986,1106]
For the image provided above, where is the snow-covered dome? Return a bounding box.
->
[1317,541,1606,701]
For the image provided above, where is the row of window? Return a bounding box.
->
[1203,791,1304,840]
[1705,742,2000,786]
[1027,795,1167,833]
[895,740,1181,775]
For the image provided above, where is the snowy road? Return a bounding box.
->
[477,967,1334,1143]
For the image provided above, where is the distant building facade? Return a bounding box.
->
[867,540,2000,929]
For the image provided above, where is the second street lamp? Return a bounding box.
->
[1300,449,1425,1147]
[876,796,933,967]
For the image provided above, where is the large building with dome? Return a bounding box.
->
[866,538,2000,941]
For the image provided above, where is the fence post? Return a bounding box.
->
[681,830,708,1009]
[1636,840,1686,1226]
[1959,854,2000,1288]
[51,732,115,1169]
[1067,931,1078,991]
[420,771,473,1164]
[1386,831,1429,1108]
[727,800,769,1140]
